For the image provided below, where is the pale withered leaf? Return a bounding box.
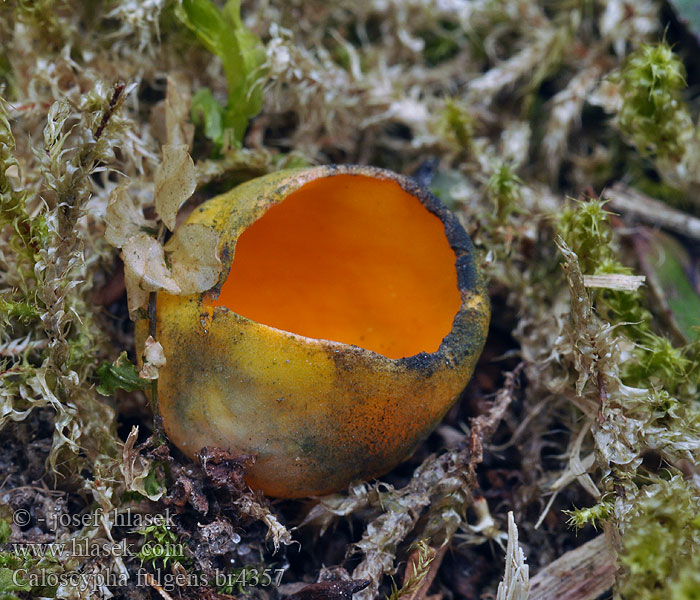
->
[139,335,166,380]
[165,75,195,148]
[235,494,294,552]
[299,481,377,536]
[105,185,152,248]
[122,233,181,316]
[121,426,165,502]
[154,144,196,231]
[124,265,150,317]
[164,223,222,294]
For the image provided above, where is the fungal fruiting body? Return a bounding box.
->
[138,165,489,498]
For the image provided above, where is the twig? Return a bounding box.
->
[290,580,371,600]
[94,82,126,141]
[144,572,175,600]
[605,183,700,240]
[468,363,525,481]
[148,223,166,415]
[529,534,617,600]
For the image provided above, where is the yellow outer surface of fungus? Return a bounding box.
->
[137,165,490,498]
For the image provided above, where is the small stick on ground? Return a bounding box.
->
[529,534,617,600]
[605,183,700,240]
[144,572,175,600]
[468,362,525,481]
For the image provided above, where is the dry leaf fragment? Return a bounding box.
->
[154,144,196,231]
[583,274,645,291]
[122,233,181,294]
[105,185,152,248]
[122,233,181,315]
[235,493,295,552]
[123,264,150,318]
[121,426,165,502]
[164,223,222,294]
[139,335,166,379]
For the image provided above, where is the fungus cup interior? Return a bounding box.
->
[211,174,461,359]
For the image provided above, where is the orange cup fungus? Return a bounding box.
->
[140,165,490,498]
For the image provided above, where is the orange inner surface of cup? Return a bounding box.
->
[212,174,461,359]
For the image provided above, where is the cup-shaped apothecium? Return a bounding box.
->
[138,165,490,498]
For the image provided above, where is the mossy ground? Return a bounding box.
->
[1,1,699,599]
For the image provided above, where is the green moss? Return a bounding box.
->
[0,298,40,327]
[564,500,613,530]
[420,21,461,66]
[0,538,65,600]
[440,98,474,154]
[617,43,691,161]
[668,566,700,600]
[0,519,11,545]
[558,198,615,273]
[1,106,48,269]
[619,476,700,600]
[557,198,700,598]
[0,566,31,599]
[5,0,67,50]
[487,164,524,223]
[556,197,697,389]
[624,335,688,389]
[135,523,189,568]
[385,540,435,600]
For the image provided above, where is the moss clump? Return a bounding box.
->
[619,476,700,600]
[556,198,700,598]
[558,198,615,273]
[487,164,524,223]
[564,500,613,531]
[558,197,700,392]
[617,43,690,161]
[440,98,474,154]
